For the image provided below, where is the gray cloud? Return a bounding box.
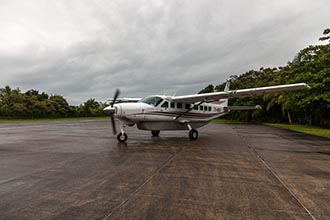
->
[0,0,329,104]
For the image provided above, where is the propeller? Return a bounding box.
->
[108,89,120,135]
[111,89,120,107]
[110,115,117,135]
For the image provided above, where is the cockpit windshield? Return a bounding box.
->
[139,96,163,107]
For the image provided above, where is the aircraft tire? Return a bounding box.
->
[151,130,160,136]
[189,129,198,140]
[117,133,128,143]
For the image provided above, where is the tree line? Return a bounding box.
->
[0,87,105,119]
[199,28,330,127]
[1,29,329,125]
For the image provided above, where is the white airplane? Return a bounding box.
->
[103,81,309,143]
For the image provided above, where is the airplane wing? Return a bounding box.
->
[107,97,141,103]
[170,83,310,103]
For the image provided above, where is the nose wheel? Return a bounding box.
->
[117,132,128,143]
[117,124,128,143]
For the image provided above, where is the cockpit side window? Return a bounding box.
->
[161,101,169,108]
[139,96,163,107]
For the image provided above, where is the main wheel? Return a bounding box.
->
[117,133,128,143]
[189,129,198,140]
[151,130,160,137]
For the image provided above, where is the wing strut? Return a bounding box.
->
[174,101,205,120]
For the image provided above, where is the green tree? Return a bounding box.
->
[202,28,330,126]
[319,28,330,43]
[49,95,70,117]
[0,85,105,119]
[83,98,104,116]
[198,84,214,94]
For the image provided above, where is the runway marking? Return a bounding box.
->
[242,134,318,220]
[102,145,185,220]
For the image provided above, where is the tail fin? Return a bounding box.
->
[224,80,230,92]
[210,79,230,106]
[222,80,230,106]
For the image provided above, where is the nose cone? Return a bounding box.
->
[103,106,116,114]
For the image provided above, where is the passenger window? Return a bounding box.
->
[208,106,212,111]
[170,102,175,108]
[161,101,169,108]
[177,103,182,109]
[204,106,208,111]
[185,104,190,109]
[194,105,198,110]
[199,106,203,111]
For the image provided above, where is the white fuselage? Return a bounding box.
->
[109,95,229,131]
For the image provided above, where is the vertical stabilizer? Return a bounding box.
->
[224,80,230,92]
[222,80,230,107]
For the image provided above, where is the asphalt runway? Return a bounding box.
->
[0,120,329,220]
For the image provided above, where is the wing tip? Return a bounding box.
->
[299,82,311,89]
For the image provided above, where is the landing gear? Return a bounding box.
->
[186,122,198,140]
[117,124,128,143]
[189,129,198,140]
[117,133,128,143]
[151,130,160,137]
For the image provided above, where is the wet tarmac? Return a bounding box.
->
[0,120,329,220]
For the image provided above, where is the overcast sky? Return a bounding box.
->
[0,0,329,104]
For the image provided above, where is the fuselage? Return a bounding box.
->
[104,95,229,131]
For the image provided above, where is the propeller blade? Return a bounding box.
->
[111,89,120,107]
[109,88,120,135]
[110,114,117,134]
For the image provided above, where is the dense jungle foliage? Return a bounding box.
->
[199,28,330,127]
[0,87,105,119]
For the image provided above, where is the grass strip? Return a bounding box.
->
[212,118,243,124]
[265,123,330,138]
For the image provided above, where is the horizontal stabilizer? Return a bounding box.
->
[225,105,262,111]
